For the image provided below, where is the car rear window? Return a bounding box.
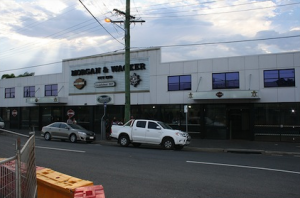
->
[136,121,146,128]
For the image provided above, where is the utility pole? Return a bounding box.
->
[105,0,145,122]
[124,0,131,123]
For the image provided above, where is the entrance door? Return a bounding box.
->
[228,108,250,140]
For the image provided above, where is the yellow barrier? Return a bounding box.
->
[36,168,93,198]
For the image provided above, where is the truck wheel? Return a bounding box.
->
[119,135,130,147]
[162,138,174,150]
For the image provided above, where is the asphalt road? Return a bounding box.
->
[1,134,300,198]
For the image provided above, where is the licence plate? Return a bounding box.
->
[90,137,94,139]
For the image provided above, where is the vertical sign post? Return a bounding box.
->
[101,102,107,140]
[184,105,188,133]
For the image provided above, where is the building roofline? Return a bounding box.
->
[63,47,161,62]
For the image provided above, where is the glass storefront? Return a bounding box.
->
[1,102,299,141]
[254,103,300,141]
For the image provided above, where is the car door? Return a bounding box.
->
[58,123,71,139]
[132,121,147,142]
[145,121,163,143]
[48,122,61,138]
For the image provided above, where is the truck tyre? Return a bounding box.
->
[119,135,130,147]
[162,138,174,150]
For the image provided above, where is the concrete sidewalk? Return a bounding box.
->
[4,129,300,156]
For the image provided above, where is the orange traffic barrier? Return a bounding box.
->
[36,168,93,198]
[36,166,45,171]
[74,185,105,198]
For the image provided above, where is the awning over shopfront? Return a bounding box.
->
[188,90,260,100]
[26,97,68,104]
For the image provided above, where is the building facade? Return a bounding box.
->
[1,48,299,141]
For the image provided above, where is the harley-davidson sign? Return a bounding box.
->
[73,78,86,89]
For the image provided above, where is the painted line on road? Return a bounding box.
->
[186,161,300,175]
[35,146,85,153]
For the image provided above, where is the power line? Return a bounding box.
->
[134,0,271,15]
[78,0,124,45]
[1,35,299,73]
[0,61,62,73]
[141,2,300,18]
[132,35,300,48]
[1,0,296,58]
[0,49,126,73]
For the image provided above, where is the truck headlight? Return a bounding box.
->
[176,132,185,137]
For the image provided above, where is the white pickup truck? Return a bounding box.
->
[110,119,191,150]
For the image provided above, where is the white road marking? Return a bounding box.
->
[186,161,300,175]
[35,146,85,153]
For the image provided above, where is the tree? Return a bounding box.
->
[17,72,35,77]
[1,73,15,79]
[1,72,35,79]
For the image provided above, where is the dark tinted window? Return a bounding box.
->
[45,84,58,96]
[148,122,159,129]
[60,124,68,129]
[50,123,60,128]
[136,121,146,128]
[212,72,239,89]
[264,69,295,87]
[5,88,15,98]
[168,75,191,91]
[24,86,35,97]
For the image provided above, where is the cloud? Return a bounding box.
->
[0,0,299,76]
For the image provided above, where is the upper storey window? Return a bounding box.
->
[168,75,191,91]
[264,69,295,87]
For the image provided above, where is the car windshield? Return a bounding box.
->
[68,124,86,130]
[158,121,173,129]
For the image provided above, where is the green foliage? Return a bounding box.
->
[1,73,15,79]
[1,72,35,79]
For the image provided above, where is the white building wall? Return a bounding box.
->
[0,49,299,108]
[0,73,66,107]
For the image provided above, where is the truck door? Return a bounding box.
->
[145,121,162,143]
[132,120,147,142]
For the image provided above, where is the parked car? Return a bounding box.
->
[0,117,5,129]
[41,122,96,143]
[111,119,191,150]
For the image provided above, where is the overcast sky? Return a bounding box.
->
[0,0,299,77]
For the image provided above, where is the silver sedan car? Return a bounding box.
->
[41,122,96,143]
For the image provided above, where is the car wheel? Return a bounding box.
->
[70,134,77,143]
[174,145,184,150]
[162,138,174,150]
[132,143,141,147]
[119,135,130,147]
[44,132,51,141]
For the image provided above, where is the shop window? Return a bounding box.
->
[45,84,58,96]
[212,72,239,89]
[24,86,35,98]
[5,88,15,98]
[168,75,191,91]
[264,69,295,87]
[255,103,300,126]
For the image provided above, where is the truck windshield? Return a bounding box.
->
[158,121,173,129]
